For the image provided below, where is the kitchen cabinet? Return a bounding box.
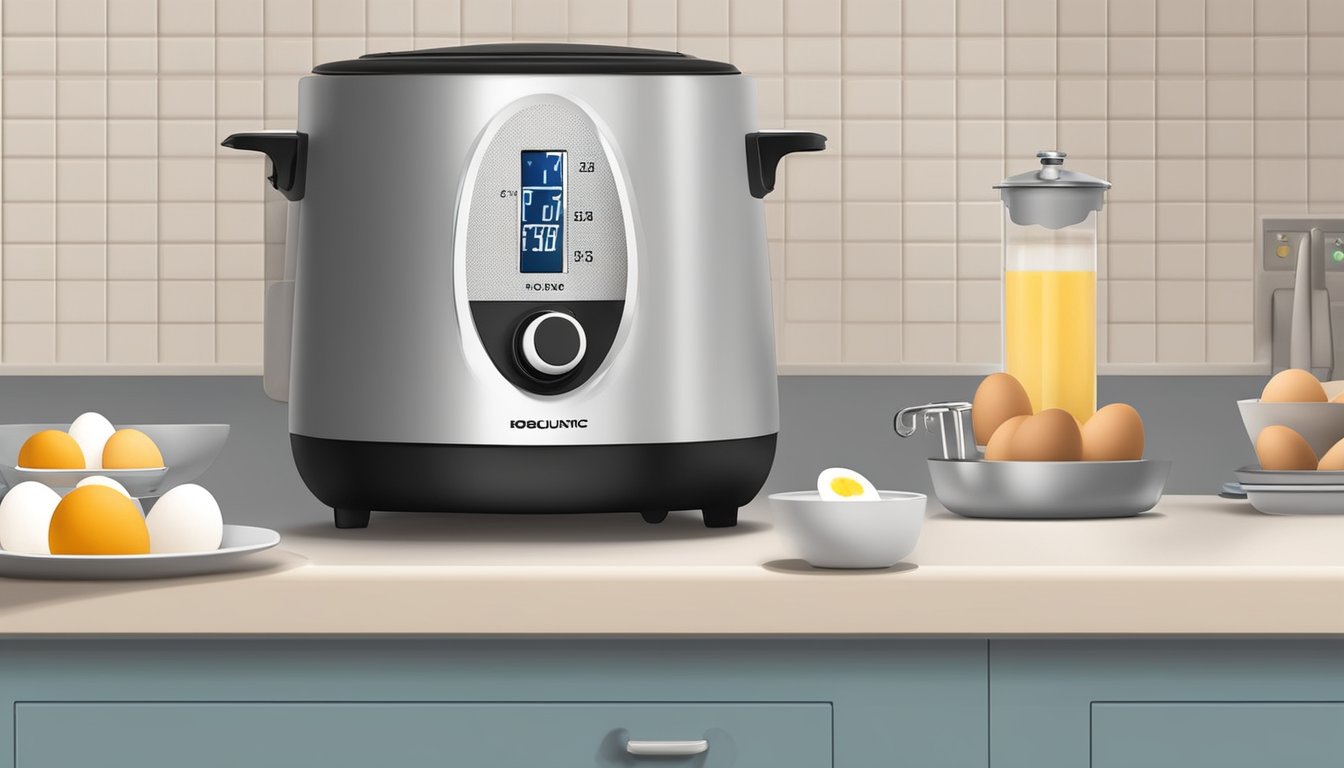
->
[989,640,1344,768]
[0,638,987,768]
[18,703,832,767]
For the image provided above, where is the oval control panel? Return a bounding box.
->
[460,98,629,395]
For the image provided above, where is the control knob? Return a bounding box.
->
[518,311,586,377]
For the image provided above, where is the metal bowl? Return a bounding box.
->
[928,458,1171,519]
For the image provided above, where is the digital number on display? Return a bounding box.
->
[519,150,566,274]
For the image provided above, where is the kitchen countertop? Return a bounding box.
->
[2,494,1343,636]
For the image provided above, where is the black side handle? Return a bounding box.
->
[221,132,309,201]
[745,131,827,199]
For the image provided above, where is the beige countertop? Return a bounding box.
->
[2,494,1343,636]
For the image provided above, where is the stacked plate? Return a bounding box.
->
[1235,466,1344,515]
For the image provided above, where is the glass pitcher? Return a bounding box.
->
[994,151,1110,424]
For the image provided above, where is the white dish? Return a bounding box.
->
[0,424,228,498]
[1237,399,1344,456]
[0,524,280,580]
[0,466,168,496]
[768,490,925,569]
[1242,485,1344,515]
[1234,465,1344,486]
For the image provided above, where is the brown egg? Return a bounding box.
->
[1081,403,1145,461]
[1009,409,1083,462]
[1255,425,1318,471]
[1319,437,1344,470]
[984,414,1029,461]
[1261,368,1327,402]
[972,372,1033,445]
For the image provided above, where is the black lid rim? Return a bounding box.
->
[312,42,740,75]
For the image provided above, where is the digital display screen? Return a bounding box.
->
[519,150,566,274]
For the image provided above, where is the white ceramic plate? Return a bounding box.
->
[1242,485,1344,515]
[0,466,169,496]
[0,524,281,580]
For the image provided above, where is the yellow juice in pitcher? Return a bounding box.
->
[1004,269,1096,423]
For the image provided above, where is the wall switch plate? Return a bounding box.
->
[1259,217,1344,376]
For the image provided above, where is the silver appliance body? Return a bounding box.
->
[224,44,824,528]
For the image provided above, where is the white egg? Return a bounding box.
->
[816,467,880,501]
[68,412,116,470]
[0,481,61,554]
[145,483,222,554]
[76,475,143,513]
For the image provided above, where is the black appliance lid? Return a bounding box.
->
[312,42,740,75]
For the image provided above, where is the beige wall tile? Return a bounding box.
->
[1156,322,1204,363]
[903,0,953,36]
[902,322,955,362]
[5,0,56,36]
[54,323,105,362]
[3,324,57,363]
[1206,281,1253,322]
[1206,323,1253,362]
[3,281,56,323]
[842,323,901,363]
[216,322,263,364]
[844,279,901,322]
[782,321,841,363]
[1108,324,1156,363]
[958,0,1002,36]
[958,37,1004,75]
[1205,36,1252,74]
[107,323,157,363]
[158,322,214,363]
[844,242,901,279]
[903,37,954,75]
[4,246,56,281]
[903,242,955,279]
[1256,36,1306,76]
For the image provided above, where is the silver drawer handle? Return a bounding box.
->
[626,739,709,756]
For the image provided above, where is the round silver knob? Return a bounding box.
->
[519,311,586,377]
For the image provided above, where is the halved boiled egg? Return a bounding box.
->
[817,467,880,501]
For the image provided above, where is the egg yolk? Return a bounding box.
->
[829,477,865,497]
[17,430,85,469]
[48,485,149,555]
[101,429,164,469]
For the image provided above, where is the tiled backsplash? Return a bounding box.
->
[0,0,1338,371]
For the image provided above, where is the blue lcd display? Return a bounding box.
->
[519,150,566,273]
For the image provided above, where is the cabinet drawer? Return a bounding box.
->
[1092,703,1344,768]
[16,702,831,768]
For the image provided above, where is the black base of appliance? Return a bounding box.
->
[291,433,778,529]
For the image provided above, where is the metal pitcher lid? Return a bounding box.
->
[994,151,1110,230]
[993,151,1111,189]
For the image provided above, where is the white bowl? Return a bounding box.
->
[768,490,925,569]
[1237,399,1344,456]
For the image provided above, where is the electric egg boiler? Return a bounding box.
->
[224,43,825,529]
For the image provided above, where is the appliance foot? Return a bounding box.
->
[701,507,738,528]
[640,510,669,524]
[334,507,370,529]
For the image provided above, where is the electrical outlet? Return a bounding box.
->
[1258,217,1344,373]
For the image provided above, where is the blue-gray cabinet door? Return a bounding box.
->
[991,640,1344,768]
[15,702,832,768]
[1092,703,1344,768]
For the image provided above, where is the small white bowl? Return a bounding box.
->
[768,490,926,569]
[1237,399,1344,456]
